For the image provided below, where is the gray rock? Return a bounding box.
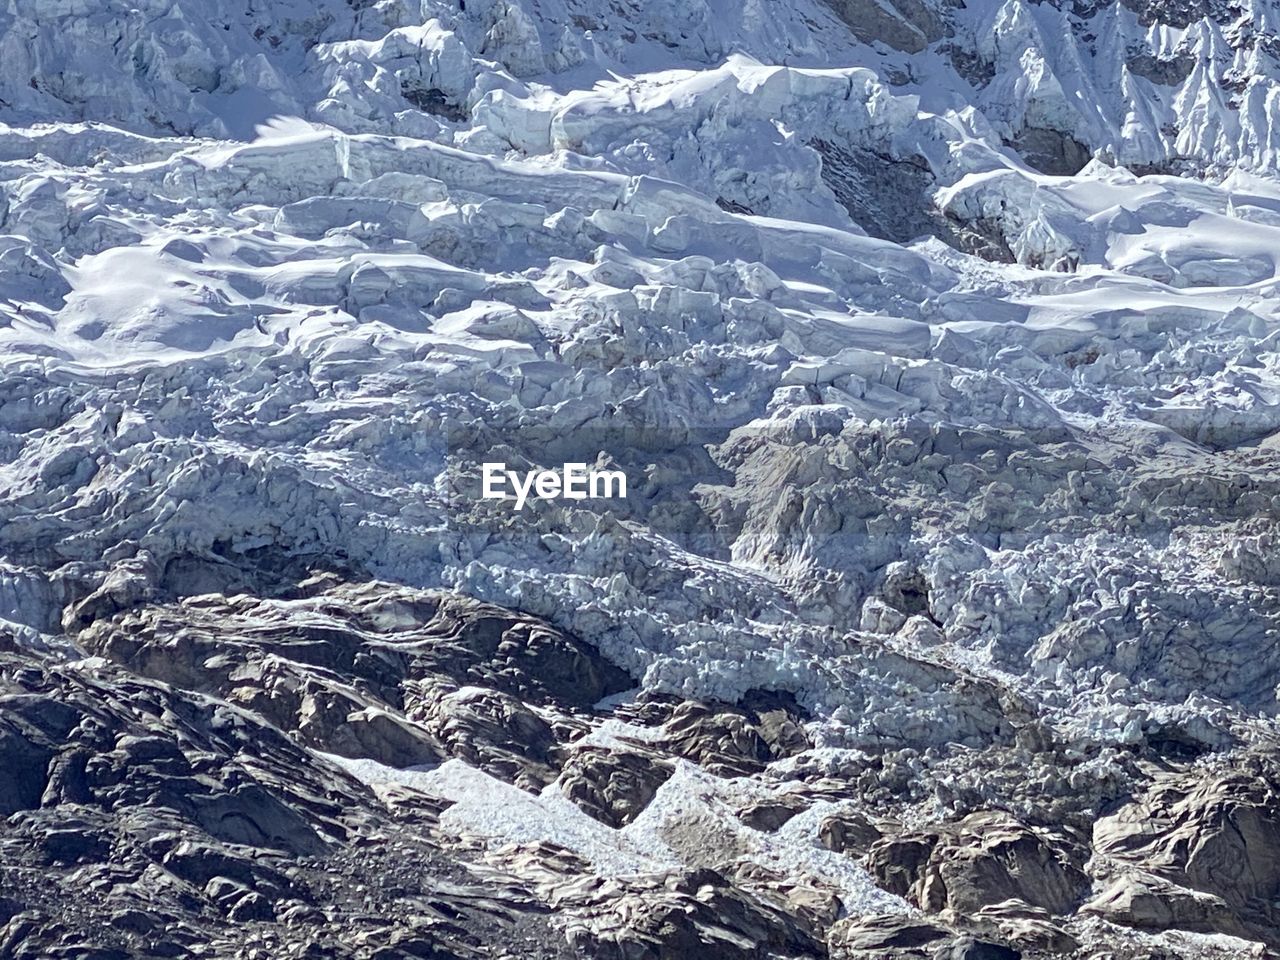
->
[820,0,945,53]
[558,744,674,827]
[0,649,573,960]
[830,914,951,958]
[658,691,811,777]
[562,866,828,960]
[412,683,561,790]
[817,809,883,856]
[1009,128,1092,177]
[940,938,1020,960]
[866,811,1088,918]
[738,796,809,832]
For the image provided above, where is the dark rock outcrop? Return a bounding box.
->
[819,0,945,53]
[1089,757,1280,944]
[658,691,811,777]
[0,648,571,960]
[866,811,1088,919]
[817,809,883,856]
[557,744,675,827]
[78,581,634,780]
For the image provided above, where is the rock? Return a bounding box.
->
[416,595,634,711]
[817,809,882,856]
[1010,128,1092,176]
[830,915,1024,960]
[562,867,827,960]
[881,563,932,618]
[557,745,674,827]
[1082,872,1246,938]
[942,938,1020,960]
[737,796,809,832]
[189,782,328,855]
[866,811,1087,919]
[37,824,110,865]
[820,0,944,53]
[1091,757,1280,941]
[108,909,157,934]
[829,913,951,958]
[298,687,445,770]
[226,891,276,922]
[80,583,634,775]
[411,683,561,790]
[0,707,59,814]
[0,651,575,958]
[162,841,287,890]
[658,690,810,777]
[962,901,1076,953]
[41,747,94,805]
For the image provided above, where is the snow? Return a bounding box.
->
[329,752,907,915]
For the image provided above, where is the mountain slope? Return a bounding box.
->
[2,0,1280,957]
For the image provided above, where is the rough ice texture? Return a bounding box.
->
[2,0,1280,957]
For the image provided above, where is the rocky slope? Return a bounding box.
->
[3,0,1280,957]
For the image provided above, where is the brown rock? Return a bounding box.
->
[817,809,883,856]
[737,796,809,832]
[1091,760,1280,941]
[659,689,810,777]
[557,744,674,827]
[865,811,1087,919]
[1083,872,1247,938]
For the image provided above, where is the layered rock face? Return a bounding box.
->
[3,0,1280,957]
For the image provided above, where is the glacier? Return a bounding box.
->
[2,0,1280,957]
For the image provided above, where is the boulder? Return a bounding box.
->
[817,809,883,856]
[659,690,810,777]
[1082,872,1247,938]
[411,684,561,790]
[737,796,809,832]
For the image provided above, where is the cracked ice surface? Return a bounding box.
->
[3,0,1280,747]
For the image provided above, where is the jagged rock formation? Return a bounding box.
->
[0,645,568,960]
[1086,754,1280,944]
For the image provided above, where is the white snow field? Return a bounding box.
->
[3,0,1280,956]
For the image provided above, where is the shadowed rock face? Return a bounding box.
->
[78,581,634,779]
[1088,757,1280,943]
[811,139,952,243]
[0,649,572,960]
[8,573,1280,960]
[558,744,675,827]
[9,586,867,959]
[1009,128,1093,177]
[829,914,1025,960]
[3,583,847,957]
[866,811,1089,917]
[817,809,884,856]
[658,692,812,776]
[1116,0,1221,27]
